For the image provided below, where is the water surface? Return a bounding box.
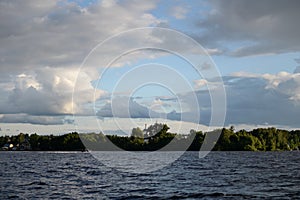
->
[0,151,299,199]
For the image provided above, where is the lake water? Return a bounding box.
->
[0,151,299,199]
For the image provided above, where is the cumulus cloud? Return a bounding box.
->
[0,67,98,116]
[86,68,300,128]
[224,71,300,126]
[1,0,300,129]
[168,72,300,128]
[172,70,300,127]
[0,0,162,125]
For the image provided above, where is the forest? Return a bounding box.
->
[0,123,299,151]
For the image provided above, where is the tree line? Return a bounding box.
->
[0,123,299,151]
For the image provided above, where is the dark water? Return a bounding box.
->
[0,151,299,199]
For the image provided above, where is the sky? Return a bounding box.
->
[1,0,300,135]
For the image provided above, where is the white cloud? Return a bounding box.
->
[0,0,160,71]
[232,71,300,103]
[170,6,188,19]
[0,0,161,125]
[0,67,103,117]
[194,79,208,89]
[1,0,300,130]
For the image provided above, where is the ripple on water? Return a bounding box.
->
[0,151,299,199]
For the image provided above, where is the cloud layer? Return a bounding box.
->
[1,0,300,129]
[0,0,160,125]
[95,70,300,127]
[194,0,300,56]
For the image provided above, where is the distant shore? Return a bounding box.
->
[1,124,299,152]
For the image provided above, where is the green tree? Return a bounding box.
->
[18,133,25,144]
[215,128,234,150]
[144,123,164,137]
[131,127,144,138]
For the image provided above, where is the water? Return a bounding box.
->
[0,151,299,199]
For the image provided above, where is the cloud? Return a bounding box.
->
[170,6,188,19]
[295,58,300,64]
[194,0,300,56]
[96,95,186,120]
[0,114,68,125]
[293,66,300,74]
[0,67,102,117]
[194,79,208,89]
[155,96,177,102]
[96,94,203,124]
[0,0,161,124]
[1,0,300,129]
[0,0,160,72]
[224,71,300,126]
[97,96,160,118]
[92,68,300,128]
[176,70,300,127]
